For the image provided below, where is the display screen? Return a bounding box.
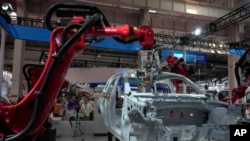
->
[162,50,207,64]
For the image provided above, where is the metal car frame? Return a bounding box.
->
[98,70,243,141]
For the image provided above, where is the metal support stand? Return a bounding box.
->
[107,132,120,141]
[108,132,112,141]
[0,29,6,94]
[72,117,85,140]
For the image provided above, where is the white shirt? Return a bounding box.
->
[68,108,77,118]
[80,102,94,117]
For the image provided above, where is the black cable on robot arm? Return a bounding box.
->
[45,3,106,31]
[3,11,101,141]
[57,14,100,56]
[85,3,139,44]
[22,64,44,92]
[45,3,139,45]
[234,49,250,86]
[61,24,81,45]
[4,94,43,141]
[42,13,101,97]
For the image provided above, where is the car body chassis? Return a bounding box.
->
[98,70,243,141]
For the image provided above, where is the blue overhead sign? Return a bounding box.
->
[229,49,246,56]
[91,37,140,51]
[0,16,141,51]
[162,50,207,64]
[0,16,50,42]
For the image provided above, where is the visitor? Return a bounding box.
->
[79,97,94,121]
[53,99,61,117]
[67,96,79,126]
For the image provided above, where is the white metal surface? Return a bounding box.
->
[98,69,243,141]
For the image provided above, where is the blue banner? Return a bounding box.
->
[0,16,141,51]
[91,37,140,51]
[0,16,50,42]
[162,50,207,64]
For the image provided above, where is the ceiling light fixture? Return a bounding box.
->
[194,28,202,36]
[1,3,13,15]
[148,9,157,13]
[187,9,197,14]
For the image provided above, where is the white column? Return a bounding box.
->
[228,23,242,98]
[0,28,6,95]
[228,0,234,8]
[142,8,150,25]
[10,0,26,102]
[183,46,187,93]
[10,40,25,102]
[228,53,240,97]
[137,51,142,68]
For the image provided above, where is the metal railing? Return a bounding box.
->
[13,16,57,28]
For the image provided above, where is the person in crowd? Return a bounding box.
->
[116,97,123,109]
[59,97,67,119]
[53,98,61,117]
[67,96,80,126]
[79,97,94,121]
[245,105,250,119]
[78,97,85,120]
[76,96,81,115]
[89,98,95,120]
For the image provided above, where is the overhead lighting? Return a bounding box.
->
[95,2,113,7]
[1,3,13,15]
[217,50,222,54]
[210,49,215,53]
[187,9,197,14]
[149,9,157,13]
[9,11,17,20]
[194,28,202,36]
[222,50,227,54]
[120,5,140,11]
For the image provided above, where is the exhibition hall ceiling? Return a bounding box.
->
[3,0,247,79]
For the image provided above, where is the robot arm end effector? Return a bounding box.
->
[93,24,155,49]
[135,25,155,50]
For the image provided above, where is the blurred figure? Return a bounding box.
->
[53,98,61,117]
[245,105,250,119]
[67,96,80,126]
[89,98,95,120]
[116,97,123,108]
[78,97,85,120]
[60,98,67,120]
[79,97,94,121]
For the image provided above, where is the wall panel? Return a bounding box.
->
[163,20,175,30]
[134,0,146,6]
[160,0,173,10]
[173,1,185,13]
[148,0,160,8]
[198,5,209,16]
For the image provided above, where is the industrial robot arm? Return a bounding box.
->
[221,49,250,103]
[45,3,154,49]
[165,54,189,93]
[0,3,154,141]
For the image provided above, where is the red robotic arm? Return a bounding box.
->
[220,49,250,103]
[0,3,154,141]
[90,24,154,49]
[165,54,188,93]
